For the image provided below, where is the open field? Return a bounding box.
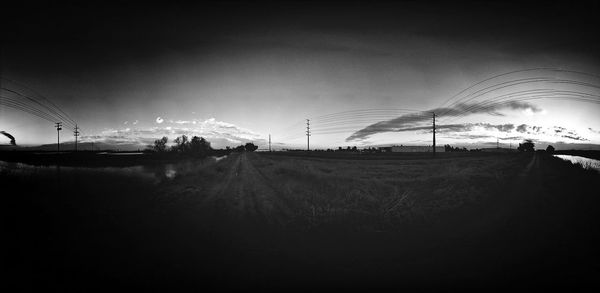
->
[3,152,600,291]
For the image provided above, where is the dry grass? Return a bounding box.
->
[251,152,530,231]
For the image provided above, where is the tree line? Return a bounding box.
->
[150,135,258,157]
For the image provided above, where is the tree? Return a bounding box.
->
[172,135,190,153]
[153,136,168,152]
[518,139,535,152]
[546,145,555,153]
[245,142,258,152]
[190,136,212,156]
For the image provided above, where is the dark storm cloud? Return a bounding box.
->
[554,126,567,133]
[500,136,525,141]
[516,124,547,134]
[346,101,539,141]
[440,134,494,140]
[561,135,588,141]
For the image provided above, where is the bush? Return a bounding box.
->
[518,139,535,152]
[245,142,258,152]
[190,136,212,157]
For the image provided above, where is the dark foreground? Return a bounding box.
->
[3,152,600,291]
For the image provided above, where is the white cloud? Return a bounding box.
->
[522,108,534,116]
[83,117,265,149]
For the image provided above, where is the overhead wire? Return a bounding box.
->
[0,96,63,123]
[1,87,77,128]
[0,77,77,126]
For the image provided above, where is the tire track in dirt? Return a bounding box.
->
[240,153,294,226]
[200,152,293,226]
[201,153,243,213]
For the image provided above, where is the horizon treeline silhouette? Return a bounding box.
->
[151,135,258,157]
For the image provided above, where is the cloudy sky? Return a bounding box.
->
[1,1,599,149]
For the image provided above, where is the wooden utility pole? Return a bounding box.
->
[432,112,436,157]
[55,122,62,153]
[74,125,80,152]
[306,119,311,151]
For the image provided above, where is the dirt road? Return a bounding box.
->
[162,152,294,227]
[208,152,293,225]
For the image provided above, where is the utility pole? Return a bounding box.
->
[432,112,436,157]
[55,122,62,153]
[269,134,271,152]
[497,137,499,150]
[74,125,80,152]
[306,119,311,151]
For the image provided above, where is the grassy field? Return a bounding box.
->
[3,151,600,291]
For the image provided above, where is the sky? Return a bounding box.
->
[1,1,600,150]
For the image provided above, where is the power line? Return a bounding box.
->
[436,67,559,110]
[0,77,77,126]
[440,90,600,125]
[310,108,423,121]
[436,68,600,121]
[436,67,600,111]
[1,87,76,128]
[440,80,599,118]
[0,96,63,123]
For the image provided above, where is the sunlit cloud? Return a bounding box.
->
[347,101,542,141]
[81,118,265,149]
[381,122,589,144]
[395,123,516,134]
